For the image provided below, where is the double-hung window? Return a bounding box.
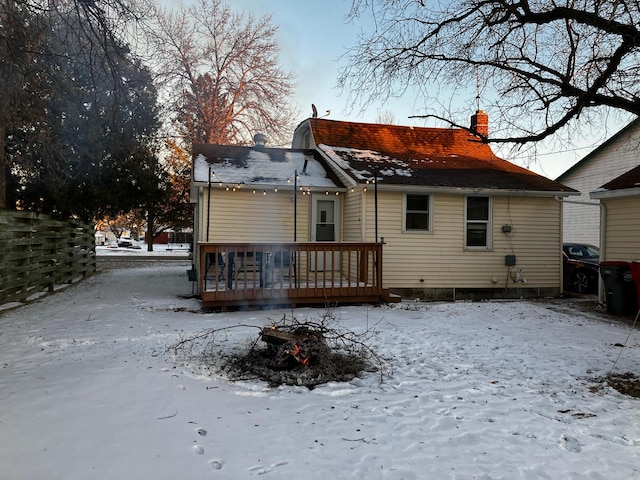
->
[404,194,431,232]
[465,196,491,248]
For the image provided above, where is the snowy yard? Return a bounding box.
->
[1,262,639,479]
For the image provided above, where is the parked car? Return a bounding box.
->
[117,236,133,248]
[562,243,600,293]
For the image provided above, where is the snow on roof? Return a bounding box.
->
[193,145,342,189]
[320,144,414,181]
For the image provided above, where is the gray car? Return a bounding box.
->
[117,236,133,248]
[563,243,600,293]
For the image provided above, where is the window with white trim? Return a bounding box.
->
[465,196,491,248]
[404,194,431,232]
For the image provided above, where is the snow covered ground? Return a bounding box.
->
[96,241,190,257]
[1,262,639,479]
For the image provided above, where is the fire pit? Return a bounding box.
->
[169,311,389,389]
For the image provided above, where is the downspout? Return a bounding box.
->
[206,164,212,242]
[374,168,379,243]
[556,197,607,304]
[597,202,607,305]
[360,186,367,241]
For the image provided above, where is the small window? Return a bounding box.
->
[465,196,491,248]
[405,194,431,232]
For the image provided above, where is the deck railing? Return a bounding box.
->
[197,242,384,308]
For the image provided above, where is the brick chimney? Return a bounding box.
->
[470,110,489,137]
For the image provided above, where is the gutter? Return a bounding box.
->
[351,183,579,197]
[590,186,640,200]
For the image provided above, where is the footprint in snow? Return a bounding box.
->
[192,444,205,455]
[248,461,288,475]
[209,459,223,470]
[561,434,582,453]
[197,428,207,436]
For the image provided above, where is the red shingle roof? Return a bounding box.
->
[308,119,577,193]
[310,118,499,162]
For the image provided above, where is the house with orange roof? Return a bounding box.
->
[191,112,578,306]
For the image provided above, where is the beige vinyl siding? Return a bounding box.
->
[342,190,363,241]
[561,121,640,246]
[201,187,310,242]
[362,191,562,289]
[602,196,640,260]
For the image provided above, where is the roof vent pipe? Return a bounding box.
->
[253,133,267,149]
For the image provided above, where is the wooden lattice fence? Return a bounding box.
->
[0,209,96,306]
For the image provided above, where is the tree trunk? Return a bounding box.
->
[146,210,154,252]
[0,123,6,209]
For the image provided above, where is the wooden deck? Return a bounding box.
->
[197,242,398,309]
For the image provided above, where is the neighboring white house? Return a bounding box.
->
[556,118,640,247]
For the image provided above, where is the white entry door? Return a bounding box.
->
[310,197,339,271]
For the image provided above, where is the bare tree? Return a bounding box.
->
[148,0,297,147]
[340,0,640,144]
[375,110,397,125]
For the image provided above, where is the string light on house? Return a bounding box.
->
[206,168,348,197]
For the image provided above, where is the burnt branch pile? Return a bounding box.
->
[591,372,640,398]
[167,310,390,388]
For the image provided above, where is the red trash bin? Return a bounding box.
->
[631,261,640,311]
